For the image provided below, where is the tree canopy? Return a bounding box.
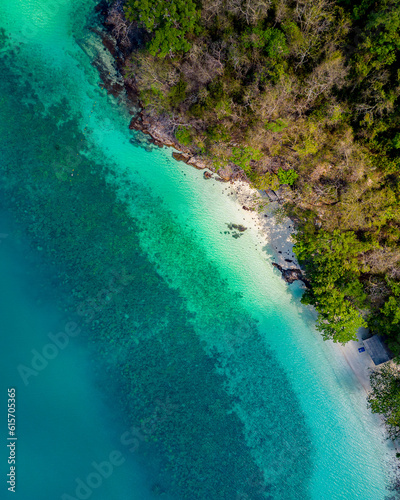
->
[368,364,400,440]
[125,0,200,57]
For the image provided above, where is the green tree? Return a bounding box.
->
[124,0,200,57]
[314,288,366,342]
[372,281,400,354]
[368,364,400,440]
[241,27,289,58]
[295,230,372,343]
[168,79,187,107]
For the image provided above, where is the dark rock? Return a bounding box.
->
[148,138,163,148]
[272,263,310,287]
[95,0,108,13]
[91,56,124,98]
[218,164,233,181]
[204,171,213,179]
[100,33,117,57]
[129,116,144,131]
[172,152,191,164]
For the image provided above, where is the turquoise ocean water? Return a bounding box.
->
[0,1,395,499]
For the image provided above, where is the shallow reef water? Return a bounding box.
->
[0,1,395,499]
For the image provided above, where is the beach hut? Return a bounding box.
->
[363,335,393,366]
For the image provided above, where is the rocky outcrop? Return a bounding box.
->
[172,152,191,164]
[218,164,233,181]
[272,263,310,287]
[187,157,208,170]
[97,3,257,180]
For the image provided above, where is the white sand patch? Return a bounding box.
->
[330,333,374,393]
[229,180,301,269]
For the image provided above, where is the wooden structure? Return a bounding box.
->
[363,335,393,366]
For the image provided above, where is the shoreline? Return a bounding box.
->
[94,1,394,446]
[229,180,377,394]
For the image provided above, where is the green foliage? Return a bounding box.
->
[175,126,192,146]
[231,147,262,174]
[253,172,280,191]
[265,119,288,133]
[124,0,200,57]
[242,27,289,59]
[371,281,400,354]
[295,230,372,343]
[295,230,371,285]
[314,289,366,343]
[293,138,319,157]
[277,168,298,186]
[393,133,400,149]
[368,364,400,440]
[282,21,304,47]
[263,28,289,59]
[206,126,231,143]
[168,79,187,107]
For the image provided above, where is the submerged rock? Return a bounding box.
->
[129,115,145,131]
[149,138,163,148]
[227,223,247,232]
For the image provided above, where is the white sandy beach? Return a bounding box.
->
[228,179,380,395]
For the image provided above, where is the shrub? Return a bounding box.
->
[277,168,298,185]
[175,126,192,146]
[231,147,262,174]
